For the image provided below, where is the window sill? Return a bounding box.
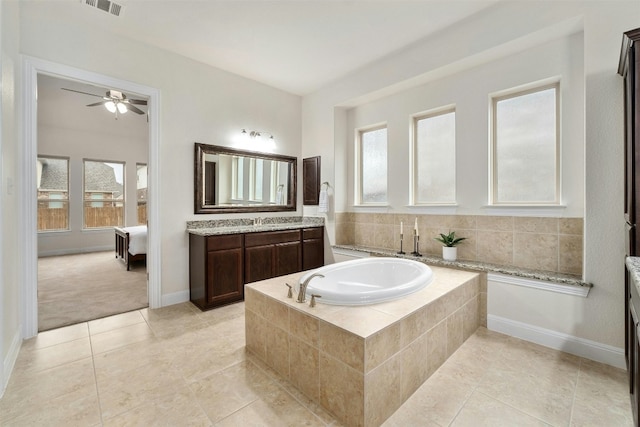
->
[483,204,566,216]
[38,229,70,235]
[406,204,458,214]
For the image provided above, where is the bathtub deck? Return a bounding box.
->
[244,265,485,427]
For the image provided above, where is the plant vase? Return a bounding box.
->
[442,246,457,261]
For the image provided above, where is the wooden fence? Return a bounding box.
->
[38,206,146,230]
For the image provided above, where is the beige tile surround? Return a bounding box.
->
[335,213,583,276]
[245,267,483,427]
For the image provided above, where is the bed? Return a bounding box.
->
[114,225,147,270]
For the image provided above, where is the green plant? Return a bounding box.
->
[434,231,467,247]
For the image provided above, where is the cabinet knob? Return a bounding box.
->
[310,294,322,307]
[285,283,293,298]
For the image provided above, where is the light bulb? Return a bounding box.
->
[105,101,116,113]
[116,102,128,114]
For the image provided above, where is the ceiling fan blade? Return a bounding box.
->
[127,104,145,115]
[127,98,148,105]
[86,101,106,107]
[61,88,104,98]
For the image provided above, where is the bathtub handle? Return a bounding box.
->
[310,294,322,308]
[285,283,293,298]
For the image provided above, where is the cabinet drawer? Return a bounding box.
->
[245,230,301,247]
[303,227,323,240]
[207,234,243,251]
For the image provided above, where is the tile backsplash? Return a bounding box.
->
[335,213,583,276]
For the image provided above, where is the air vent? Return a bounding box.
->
[81,0,124,17]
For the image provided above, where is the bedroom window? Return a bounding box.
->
[137,163,147,225]
[412,108,456,204]
[83,160,125,229]
[37,156,69,231]
[356,125,388,205]
[491,83,560,204]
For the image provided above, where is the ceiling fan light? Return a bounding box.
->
[116,102,128,114]
[105,101,117,113]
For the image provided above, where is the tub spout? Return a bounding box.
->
[297,273,325,303]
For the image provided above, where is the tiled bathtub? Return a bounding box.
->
[244,266,485,427]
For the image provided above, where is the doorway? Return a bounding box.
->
[22,57,161,338]
[36,74,149,331]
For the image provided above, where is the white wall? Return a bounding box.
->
[1,0,22,396]
[37,124,148,256]
[302,1,638,351]
[346,33,584,217]
[18,2,302,299]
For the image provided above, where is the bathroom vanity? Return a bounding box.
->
[188,221,324,311]
[621,27,640,427]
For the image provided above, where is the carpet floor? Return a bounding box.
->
[38,251,148,332]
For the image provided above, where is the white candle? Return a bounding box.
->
[400,221,403,235]
[414,218,418,232]
[416,227,419,237]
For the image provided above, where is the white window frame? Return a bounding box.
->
[355,123,388,206]
[411,106,457,206]
[231,156,244,200]
[83,159,125,229]
[37,155,70,232]
[490,81,561,206]
[136,163,147,225]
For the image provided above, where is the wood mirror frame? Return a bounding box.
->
[194,143,297,214]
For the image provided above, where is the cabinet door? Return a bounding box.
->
[302,227,324,270]
[275,241,301,276]
[245,245,274,283]
[207,247,243,306]
[303,156,321,205]
[303,238,324,270]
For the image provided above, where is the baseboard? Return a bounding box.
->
[161,290,190,307]
[1,329,22,399]
[38,246,113,257]
[487,314,626,369]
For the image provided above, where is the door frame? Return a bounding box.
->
[21,56,161,338]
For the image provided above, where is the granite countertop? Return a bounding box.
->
[186,216,324,236]
[626,257,640,294]
[334,244,592,289]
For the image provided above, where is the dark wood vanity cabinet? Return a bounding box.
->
[190,226,324,310]
[302,227,324,270]
[245,230,302,283]
[621,28,640,427]
[627,270,640,426]
[189,234,244,311]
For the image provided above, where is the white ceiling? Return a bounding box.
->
[38,74,150,138]
[52,0,501,96]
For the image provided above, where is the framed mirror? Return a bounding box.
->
[194,143,297,214]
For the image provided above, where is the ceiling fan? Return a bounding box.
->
[61,87,148,118]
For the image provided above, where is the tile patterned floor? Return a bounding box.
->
[0,302,633,426]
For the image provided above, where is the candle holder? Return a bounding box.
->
[411,233,422,257]
[397,233,405,255]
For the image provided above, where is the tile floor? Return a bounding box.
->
[0,301,633,426]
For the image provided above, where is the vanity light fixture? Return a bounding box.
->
[240,129,276,149]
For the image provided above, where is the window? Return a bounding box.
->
[83,160,124,229]
[137,163,147,225]
[413,109,456,204]
[357,125,388,204]
[249,158,264,202]
[491,83,559,204]
[232,156,244,200]
[37,156,69,231]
